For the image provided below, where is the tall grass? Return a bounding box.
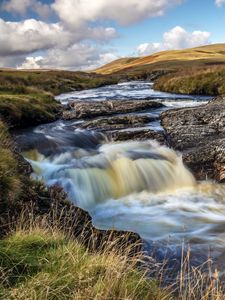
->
[154,66,225,96]
[0,211,173,300]
[0,121,21,204]
[0,208,224,299]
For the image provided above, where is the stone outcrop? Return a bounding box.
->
[161,95,225,181]
[108,128,165,144]
[63,100,164,120]
[81,114,158,131]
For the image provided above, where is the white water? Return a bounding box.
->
[56,81,210,107]
[18,81,225,265]
[27,141,196,209]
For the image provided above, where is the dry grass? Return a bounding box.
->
[0,208,224,300]
[0,212,173,300]
[95,44,225,75]
[154,66,225,95]
[0,121,22,204]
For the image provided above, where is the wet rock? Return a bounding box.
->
[108,129,165,144]
[46,186,143,255]
[81,114,158,131]
[63,100,164,120]
[161,95,225,181]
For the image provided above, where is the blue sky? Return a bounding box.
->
[0,0,224,69]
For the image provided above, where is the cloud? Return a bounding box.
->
[215,0,225,7]
[17,56,43,69]
[0,18,117,57]
[17,44,119,70]
[52,0,183,27]
[137,26,211,56]
[0,0,184,70]
[1,0,51,18]
[0,18,73,56]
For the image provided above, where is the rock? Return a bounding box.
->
[81,114,158,131]
[63,100,164,120]
[161,95,225,181]
[0,149,143,255]
[108,129,165,144]
[38,185,143,255]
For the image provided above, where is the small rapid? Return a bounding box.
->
[25,141,196,209]
[16,81,225,268]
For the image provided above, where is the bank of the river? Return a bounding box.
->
[15,81,225,271]
[1,72,225,298]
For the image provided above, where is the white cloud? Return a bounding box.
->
[0,18,73,56]
[137,26,211,56]
[1,0,51,18]
[17,56,43,69]
[216,0,225,7]
[52,0,182,27]
[17,45,119,70]
[0,0,186,70]
[0,18,117,57]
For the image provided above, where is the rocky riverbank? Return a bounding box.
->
[63,99,164,120]
[161,95,225,181]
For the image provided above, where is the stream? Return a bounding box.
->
[15,81,225,270]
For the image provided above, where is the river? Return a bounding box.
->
[15,81,225,269]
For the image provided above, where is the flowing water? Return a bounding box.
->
[15,81,225,268]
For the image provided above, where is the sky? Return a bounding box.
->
[0,0,224,70]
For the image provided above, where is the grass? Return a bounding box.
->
[0,211,224,300]
[0,226,171,300]
[95,44,225,76]
[0,121,21,205]
[95,43,225,96]
[0,92,61,128]
[0,69,119,128]
[154,66,225,95]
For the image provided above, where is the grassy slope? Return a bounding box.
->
[95,43,225,95]
[0,69,119,128]
[0,229,170,300]
[0,121,21,204]
[95,44,225,75]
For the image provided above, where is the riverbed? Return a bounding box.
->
[15,81,225,269]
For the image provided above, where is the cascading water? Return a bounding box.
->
[25,141,196,209]
[17,81,225,268]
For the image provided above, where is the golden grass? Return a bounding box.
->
[0,212,173,300]
[95,43,225,75]
[0,208,224,300]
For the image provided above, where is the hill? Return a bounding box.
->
[95,44,225,96]
[95,44,225,75]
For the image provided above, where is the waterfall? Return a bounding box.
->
[25,141,196,209]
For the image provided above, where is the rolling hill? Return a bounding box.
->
[95,43,225,75]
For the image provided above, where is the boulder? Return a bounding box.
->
[161,96,225,181]
[108,129,165,144]
[63,99,164,120]
[81,114,158,131]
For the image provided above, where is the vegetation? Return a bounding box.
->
[1,44,225,299]
[0,227,171,300]
[95,43,225,96]
[0,69,119,128]
[0,210,224,300]
[0,121,21,206]
[95,44,225,76]
[154,67,225,96]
